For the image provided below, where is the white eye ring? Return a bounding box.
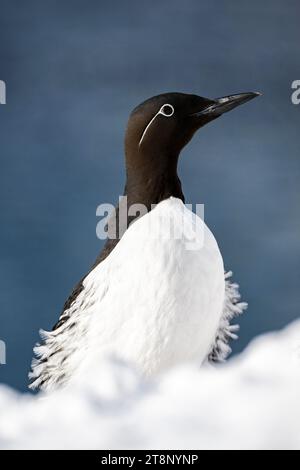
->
[159,103,175,117]
[139,103,175,146]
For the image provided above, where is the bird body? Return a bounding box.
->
[30,90,260,391]
[31,198,226,390]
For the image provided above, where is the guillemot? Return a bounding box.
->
[29,91,260,391]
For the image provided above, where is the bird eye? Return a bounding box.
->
[139,103,175,146]
[160,104,174,117]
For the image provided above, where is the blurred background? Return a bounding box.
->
[0,0,299,392]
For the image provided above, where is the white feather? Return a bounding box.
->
[30,197,245,391]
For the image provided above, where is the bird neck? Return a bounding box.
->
[125,171,184,208]
[125,149,185,208]
[93,151,184,267]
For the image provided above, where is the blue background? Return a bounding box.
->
[0,0,299,392]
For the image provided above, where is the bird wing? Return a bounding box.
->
[208,271,247,363]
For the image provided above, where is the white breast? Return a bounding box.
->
[30,197,226,390]
[72,197,225,380]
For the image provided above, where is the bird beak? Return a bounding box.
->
[196,92,261,117]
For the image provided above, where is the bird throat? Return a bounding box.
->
[95,152,185,266]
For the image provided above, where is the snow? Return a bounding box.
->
[1,320,300,450]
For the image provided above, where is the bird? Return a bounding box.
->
[29,91,260,391]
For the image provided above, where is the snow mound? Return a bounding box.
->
[0,320,300,450]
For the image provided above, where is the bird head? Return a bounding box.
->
[124,91,261,201]
[126,91,260,161]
